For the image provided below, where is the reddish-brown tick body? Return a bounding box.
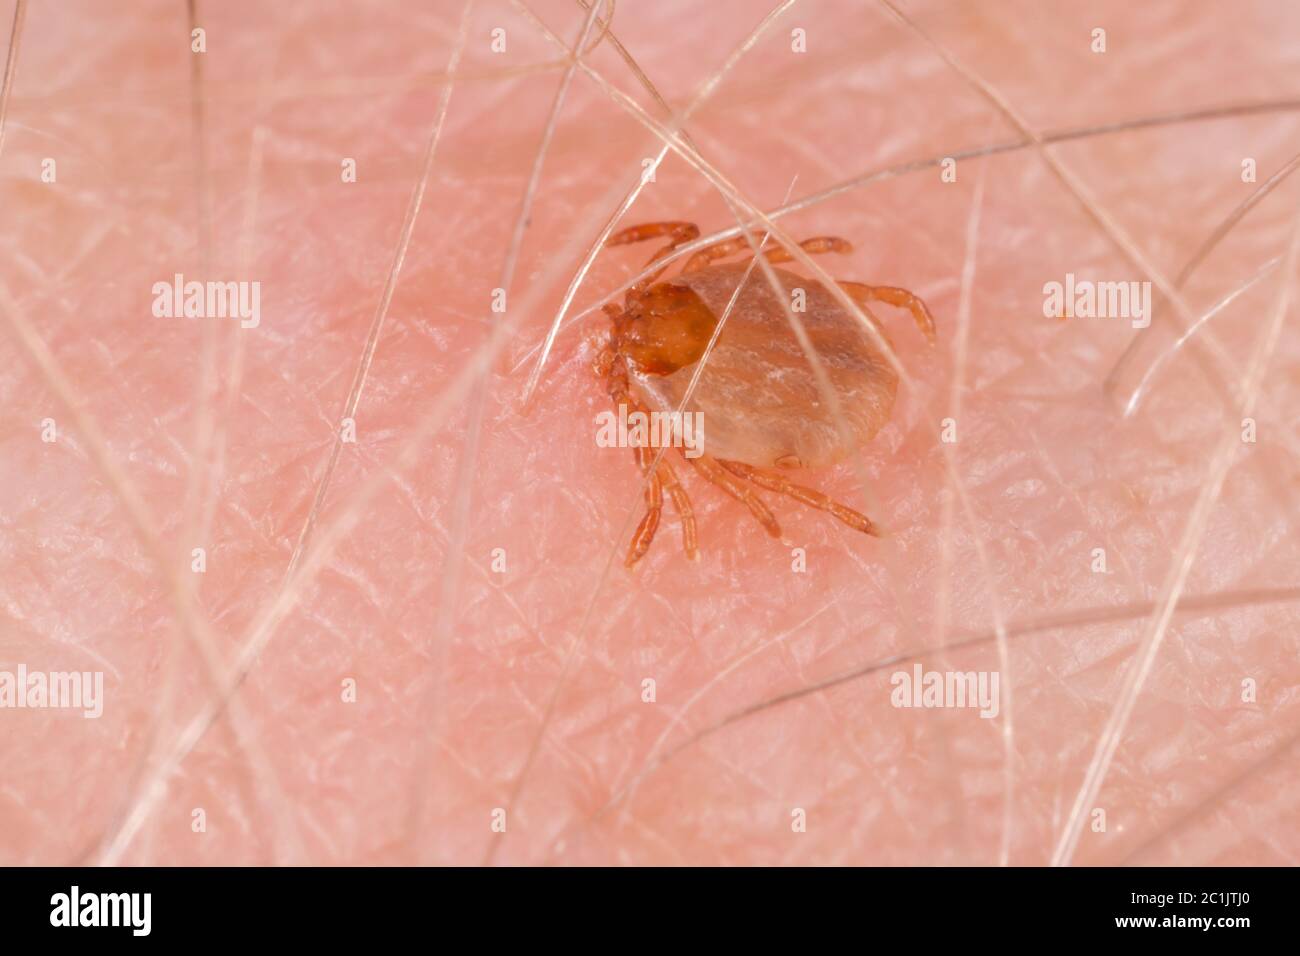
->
[597,221,935,567]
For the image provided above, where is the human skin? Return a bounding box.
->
[1,0,1298,866]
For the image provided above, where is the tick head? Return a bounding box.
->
[617,282,718,376]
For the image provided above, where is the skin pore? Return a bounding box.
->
[1,0,1298,865]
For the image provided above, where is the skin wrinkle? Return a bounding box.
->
[92,0,470,863]
[937,170,1016,865]
[1051,200,1300,866]
[0,1,303,865]
[1119,728,1300,865]
[283,2,471,588]
[421,0,599,864]
[0,282,302,866]
[540,584,1300,865]
[876,0,1268,439]
[880,0,1298,863]
[1,1,1298,867]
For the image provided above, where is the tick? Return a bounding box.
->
[595,220,936,567]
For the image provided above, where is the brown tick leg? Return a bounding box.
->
[718,460,879,536]
[839,280,937,344]
[681,235,852,274]
[687,453,782,539]
[741,236,852,267]
[606,221,700,293]
[655,454,699,562]
[680,237,751,273]
[625,442,664,567]
[629,416,700,564]
[607,368,700,565]
[601,357,660,566]
[606,221,698,247]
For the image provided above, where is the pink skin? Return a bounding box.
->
[1,0,1298,865]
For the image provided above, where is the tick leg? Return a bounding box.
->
[603,357,664,566]
[607,362,701,565]
[625,443,664,567]
[839,280,937,344]
[679,237,751,273]
[681,235,852,274]
[607,221,700,293]
[656,454,699,562]
[687,453,782,539]
[742,236,852,267]
[631,416,701,564]
[607,221,698,247]
[718,460,878,536]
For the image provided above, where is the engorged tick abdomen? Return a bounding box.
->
[628,262,899,470]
